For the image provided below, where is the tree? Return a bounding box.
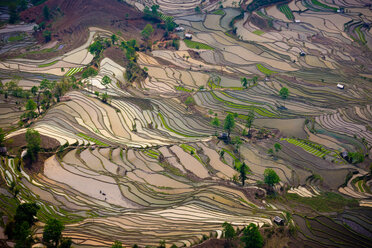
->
[195,6,201,13]
[25,128,41,162]
[43,218,64,248]
[232,136,242,154]
[185,96,195,110]
[264,168,280,188]
[5,203,40,247]
[43,5,51,20]
[59,238,72,248]
[31,86,38,96]
[43,30,52,42]
[241,77,248,88]
[111,241,123,248]
[211,116,220,134]
[151,4,159,17]
[274,142,281,152]
[0,128,5,146]
[223,113,235,139]
[8,3,19,24]
[141,24,154,41]
[102,75,112,86]
[25,99,37,112]
[158,240,166,248]
[279,87,289,100]
[111,34,118,45]
[252,76,258,84]
[222,222,236,240]
[239,162,250,186]
[88,40,103,57]
[241,223,263,248]
[101,92,109,103]
[245,110,255,137]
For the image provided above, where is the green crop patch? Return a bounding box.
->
[77,133,109,147]
[38,60,58,68]
[253,30,264,35]
[66,67,84,77]
[212,9,225,15]
[256,64,277,76]
[311,0,338,11]
[183,39,214,50]
[278,4,294,20]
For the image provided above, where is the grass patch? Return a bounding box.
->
[212,9,225,15]
[38,60,58,68]
[311,0,338,11]
[77,133,109,147]
[256,64,277,76]
[355,25,366,44]
[144,149,160,159]
[8,33,26,42]
[175,86,192,92]
[252,30,265,35]
[183,39,214,50]
[286,192,358,212]
[278,4,294,20]
[180,144,205,165]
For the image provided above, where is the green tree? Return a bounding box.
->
[158,240,166,248]
[241,223,263,248]
[111,34,118,45]
[232,136,242,154]
[222,221,236,240]
[241,77,248,88]
[252,76,258,84]
[43,218,64,248]
[25,128,41,162]
[274,142,281,152]
[101,92,108,103]
[88,40,103,57]
[102,75,112,86]
[195,6,201,13]
[111,241,123,248]
[5,203,40,247]
[185,96,195,110]
[43,30,51,42]
[239,162,250,186]
[59,238,72,248]
[223,113,235,139]
[151,4,160,17]
[264,168,280,187]
[43,5,50,20]
[211,116,220,133]
[25,99,37,112]
[31,86,38,96]
[279,87,289,100]
[0,128,5,146]
[245,110,255,136]
[141,24,154,41]
[9,3,19,24]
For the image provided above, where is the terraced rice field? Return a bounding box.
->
[281,138,330,158]
[278,4,294,20]
[183,39,214,50]
[1,1,372,247]
[65,67,84,76]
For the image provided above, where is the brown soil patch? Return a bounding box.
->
[18,0,165,60]
[191,239,226,248]
[6,133,60,151]
[103,47,126,68]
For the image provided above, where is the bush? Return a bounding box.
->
[82,67,98,78]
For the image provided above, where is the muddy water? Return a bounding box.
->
[254,118,306,138]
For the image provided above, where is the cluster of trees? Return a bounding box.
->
[143,4,177,32]
[19,78,80,125]
[222,222,264,248]
[240,76,258,89]
[5,202,71,248]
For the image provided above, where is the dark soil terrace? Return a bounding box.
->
[18,0,165,60]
